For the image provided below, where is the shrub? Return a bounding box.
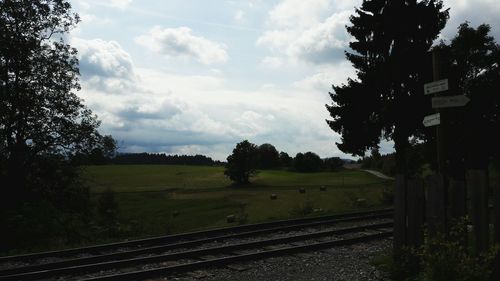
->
[392,219,499,281]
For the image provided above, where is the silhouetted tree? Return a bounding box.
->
[448,23,500,171]
[294,152,322,173]
[0,0,101,250]
[224,140,259,184]
[279,151,293,167]
[256,143,281,169]
[323,157,344,171]
[113,153,220,166]
[326,0,449,175]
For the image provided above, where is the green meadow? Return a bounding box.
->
[83,165,393,238]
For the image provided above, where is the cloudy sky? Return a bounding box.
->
[70,0,500,161]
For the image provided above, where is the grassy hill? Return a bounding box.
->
[83,165,393,239]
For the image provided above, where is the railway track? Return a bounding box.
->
[0,208,393,281]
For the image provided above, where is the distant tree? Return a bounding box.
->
[294,152,322,173]
[256,143,281,169]
[113,153,219,166]
[224,140,259,184]
[75,135,117,165]
[323,157,344,171]
[279,151,293,167]
[326,0,449,175]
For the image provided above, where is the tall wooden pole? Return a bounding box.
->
[432,50,446,174]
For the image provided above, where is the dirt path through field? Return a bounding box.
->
[362,170,394,180]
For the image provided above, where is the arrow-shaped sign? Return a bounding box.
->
[423,113,440,127]
[424,79,449,95]
[432,95,470,109]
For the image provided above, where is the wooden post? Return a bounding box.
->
[426,174,446,235]
[432,50,446,175]
[467,170,489,254]
[494,183,500,244]
[407,178,425,247]
[394,175,407,257]
[449,178,466,220]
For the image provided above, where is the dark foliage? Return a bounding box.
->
[326,0,449,175]
[224,140,259,184]
[323,157,344,171]
[112,153,223,166]
[256,143,281,169]
[73,135,117,165]
[446,23,500,171]
[279,151,293,167]
[293,152,323,173]
[97,189,120,236]
[0,0,107,252]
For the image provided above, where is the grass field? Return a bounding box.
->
[83,165,393,238]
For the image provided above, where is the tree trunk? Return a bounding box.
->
[394,124,410,176]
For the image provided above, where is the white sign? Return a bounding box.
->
[424,79,449,95]
[423,113,441,127]
[432,95,470,109]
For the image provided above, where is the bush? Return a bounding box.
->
[392,219,499,281]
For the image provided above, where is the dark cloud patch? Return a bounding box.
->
[111,128,238,151]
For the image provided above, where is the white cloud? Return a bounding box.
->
[73,38,135,81]
[109,0,133,9]
[292,61,355,92]
[80,14,112,25]
[442,0,500,41]
[260,56,284,68]
[257,1,352,64]
[267,0,331,29]
[135,26,229,64]
[234,10,245,22]
[74,0,133,10]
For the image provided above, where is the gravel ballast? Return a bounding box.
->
[150,239,391,281]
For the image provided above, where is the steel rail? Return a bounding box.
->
[0,222,393,281]
[0,208,392,263]
[0,212,393,277]
[82,231,393,281]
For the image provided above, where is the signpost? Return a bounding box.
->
[423,113,441,127]
[432,95,470,109]
[424,79,449,95]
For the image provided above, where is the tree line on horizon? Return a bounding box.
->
[224,140,345,184]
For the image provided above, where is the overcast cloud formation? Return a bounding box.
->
[70,0,500,160]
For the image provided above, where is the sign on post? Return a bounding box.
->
[424,79,449,95]
[423,113,440,127]
[432,95,470,109]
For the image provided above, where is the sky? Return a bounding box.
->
[69,0,500,161]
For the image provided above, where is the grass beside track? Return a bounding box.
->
[83,165,393,237]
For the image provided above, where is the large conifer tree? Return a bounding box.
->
[326,0,448,174]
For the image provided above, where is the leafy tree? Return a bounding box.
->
[279,151,293,167]
[294,152,322,173]
[224,140,259,184]
[448,23,500,170]
[0,0,102,250]
[256,143,281,169]
[0,0,101,200]
[326,0,449,175]
[86,135,117,165]
[323,157,344,171]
